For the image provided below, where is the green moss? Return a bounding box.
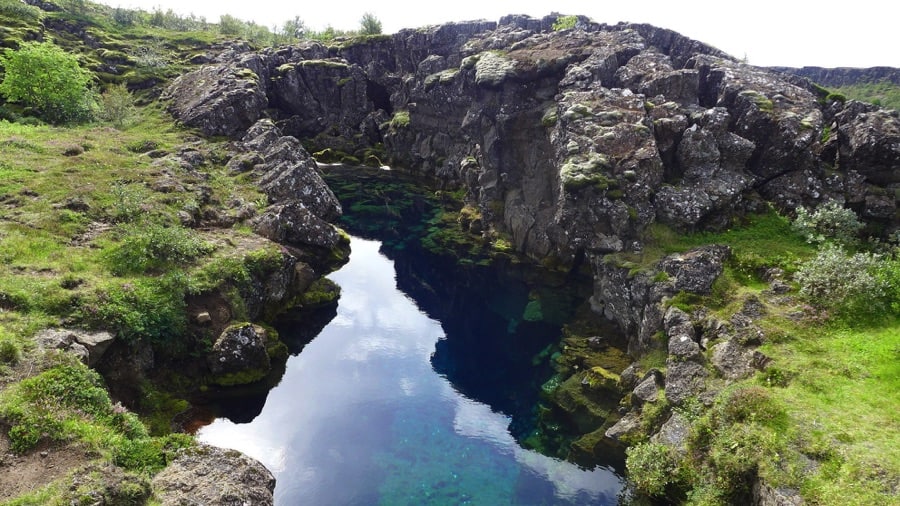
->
[541,106,558,127]
[298,59,349,70]
[560,152,613,191]
[211,367,268,386]
[389,110,410,130]
[552,15,578,31]
[522,299,543,322]
[582,366,621,391]
[739,89,774,112]
[298,277,341,307]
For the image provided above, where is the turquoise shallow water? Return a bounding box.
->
[198,237,625,505]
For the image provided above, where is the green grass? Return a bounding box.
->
[831,80,900,110]
[611,207,814,283]
[760,320,900,504]
[616,205,898,503]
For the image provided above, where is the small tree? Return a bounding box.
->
[218,14,244,36]
[282,16,308,40]
[0,41,95,124]
[794,245,887,317]
[359,12,382,35]
[98,84,135,128]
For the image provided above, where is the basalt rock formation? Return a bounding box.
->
[166,14,899,357]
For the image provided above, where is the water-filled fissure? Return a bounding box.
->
[195,168,627,504]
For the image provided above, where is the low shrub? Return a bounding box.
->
[78,275,188,342]
[792,200,863,247]
[626,442,680,496]
[794,245,889,318]
[105,222,213,275]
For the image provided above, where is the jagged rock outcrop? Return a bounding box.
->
[35,329,116,367]
[152,444,276,505]
[590,244,729,354]
[163,50,268,137]
[164,16,898,351]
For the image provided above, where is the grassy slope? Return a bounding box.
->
[831,81,900,111]
[624,212,900,504]
[0,3,291,503]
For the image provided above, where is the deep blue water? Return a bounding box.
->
[198,237,625,505]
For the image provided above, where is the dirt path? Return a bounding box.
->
[0,424,94,501]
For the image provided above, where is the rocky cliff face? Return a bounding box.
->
[771,66,900,87]
[166,15,900,355]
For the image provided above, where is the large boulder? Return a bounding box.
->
[207,323,272,385]
[152,444,275,506]
[163,54,268,137]
[35,328,116,367]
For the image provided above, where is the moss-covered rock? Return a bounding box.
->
[207,323,272,386]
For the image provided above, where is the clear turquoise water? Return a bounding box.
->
[198,237,625,505]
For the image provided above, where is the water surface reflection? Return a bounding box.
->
[199,237,624,504]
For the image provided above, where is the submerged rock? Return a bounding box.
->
[152,444,276,506]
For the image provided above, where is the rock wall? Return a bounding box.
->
[165,14,900,353]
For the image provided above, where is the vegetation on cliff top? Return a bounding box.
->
[620,205,899,504]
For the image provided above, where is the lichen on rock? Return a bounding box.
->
[152,444,276,506]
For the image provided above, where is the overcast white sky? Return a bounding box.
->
[99,0,897,68]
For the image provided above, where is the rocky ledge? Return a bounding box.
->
[152,444,276,505]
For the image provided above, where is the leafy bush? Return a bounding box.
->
[626,442,680,496]
[792,200,864,246]
[552,15,578,31]
[97,84,136,128]
[105,222,213,275]
[218,14,244,36]
[149,8,207,31]
[794,245,889,317]
[79,276,188,342]
[112,6,139,26]
[0,360,111,452]
[129,40,170,69]
[113,433,193,473]
[389,110,410,129]
[0,0,42,22]
[0,42,96,124]
[0,335,20,364]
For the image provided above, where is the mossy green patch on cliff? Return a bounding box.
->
[830,79,900,110]
[298,59,350,70]
[297,277,341,308]
[424,68,459,89]
[560,152,614,191]
[738,89,775,112]
[611,207,813,280]
[755,319,900,504]
[389,110,410,130]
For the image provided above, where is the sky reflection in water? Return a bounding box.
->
[198,237,623,505]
